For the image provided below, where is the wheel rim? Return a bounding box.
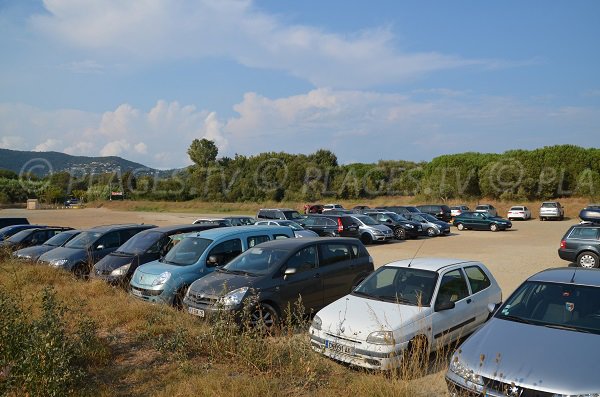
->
[395,228,405,239]
[457,223,464,231]
[580,255,597,268]
[427,228,435,237]
[251,306,275,327]
[490,224,498,231]
[362,234,372,244]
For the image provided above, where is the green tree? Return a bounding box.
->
[188,139,218,169]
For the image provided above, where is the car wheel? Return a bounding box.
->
[490,223,499,232]
[456,223,465,231]
[394,227,406,240]
[402,335,429,378]
[426,227,436,237]
[324,232,336,237]
[72,263,89,279]
[361,233,373,245]
[577,252,599,269]
[250,303,279,329]
[173,286,188,309]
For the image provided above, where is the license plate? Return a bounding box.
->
[325,340,354,355]
[188,307,205,318]
[131,288,143,298]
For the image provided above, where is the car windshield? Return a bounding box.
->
[420,213,440,223]
[387,213,408,222]
[510,207,523,211]
[44,231,77,247]
[6,229,33,242]
[64,231,102,249]
[161,237,212,266]
[541,202,558,208]
[353,266,438,306]
[283,211,303,220]
[222,247,288,276]
[353,215,379,226]
[275,221,303,231]
[496,281,600,335]
[116,230,163,254]
[410,214,427,223]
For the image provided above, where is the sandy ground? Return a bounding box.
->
[2,207,576,295]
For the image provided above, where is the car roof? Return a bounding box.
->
[528,267,600,287]
[252,237,359,249]
[138,224,216,234]
[258,208,296,211]
[381,257,479,272]
[190,225,292,239]
[86,224,155,232]
[223,215,254,219]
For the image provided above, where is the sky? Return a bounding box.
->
[1,0,599,169]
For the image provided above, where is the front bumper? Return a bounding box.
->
[445,371,556,397]
[129,283,173,304]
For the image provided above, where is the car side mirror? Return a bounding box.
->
[434,300,455,312]
[207,255,219,266]
[95,244,105,251]
[283,267,297,280]
[487,303,498,314]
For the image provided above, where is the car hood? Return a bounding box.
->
[132,260,190,285]
[95,252,135,271]
[38,246,87,263]
[366,224,392,232]
[456,318,600,394]
[188,270,259,296]
[294,230,319,238]
[487,216,510,223]
[14,245,55,259]
[316,294,429,341]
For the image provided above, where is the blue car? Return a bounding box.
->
[129,225,294,307]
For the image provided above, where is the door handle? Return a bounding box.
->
[466,298,472,304]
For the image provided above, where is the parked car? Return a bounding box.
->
[0,226,73,251]
[0,217,29,228]
[64,198,80,207]
[406,213,451,237]
[192,218,233,227]
[558,223,600,268]
[507,205,531,220]
[184,237,374,326]
[352,205,370,213]
[450,205,470,218]
[256,208,305,221]
[474,204,498,217]
[38,224,155,277]
[540,201,564,221]
[129,226,294,307]
[13,230,81,261]
[322,204,344,212]
[380,206,421,217]
[0,224,47,241]
[298,215,360,239]
[310,257,501,370]
[255,220,319,238]
[322,209,354,215]
[364,211,422,240]
[224,216,256,226]
[303,204,324,214]
[453,212,512,232]
[92,224,220,285]
[446,267,600,397]
[349,215,393,244]
[416,204,452,222]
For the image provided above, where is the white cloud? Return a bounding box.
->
[134,142,147,154]
[0,135,25,149]
[34,138,62,151]
[29,0,506,88]
[100,139,130,156]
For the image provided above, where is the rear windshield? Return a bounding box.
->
[44,231,78,247]
[542,202,558,208]
[6,229,33,242]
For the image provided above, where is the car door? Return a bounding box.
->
[462,265,494,325]
[318,242,358,304]
[279,245,323,312]
[91,231,121,263]
[430,268,476,349]
[470,212,487,230]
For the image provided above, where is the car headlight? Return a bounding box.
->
[110,263,131,276]
[366,331,395,345]
[449,355,484,386]
[373,230,384,235]
[152,271,171,286]
[50,259,68,267]
[311,315,322,331]
[217,286,249,307]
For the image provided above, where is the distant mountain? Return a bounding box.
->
[0,148,168,177]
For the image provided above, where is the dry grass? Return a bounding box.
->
[0,259,450,397]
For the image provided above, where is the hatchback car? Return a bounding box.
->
[183,237,374,326]
[255,220,319,238]
[13,230,81,261]
[446,267,600,397]
[299,215,360,238]
[309,258,501,370]
[507,205,531,220]
[381,206,421,217]
[450,205,470,218]
[474,204,498,217]
[406,213,451,237]
[558,223,600,268]
[540,201,564,221]
[129,226,294,307]
[416,205,452,222]
[453,212,512,232]
[0,224,47,241]
[38,224,155,277]
[364,211,422,240]
[1,227,73,251]
[256,208,305,221]
[92,224,220,285]
[349,215,393,244]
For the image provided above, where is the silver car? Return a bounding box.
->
[349,214,393,244]
[254,220,318,238]
[446,267,600,396]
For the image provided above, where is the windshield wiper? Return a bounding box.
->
[542,324,593,334]
[377,295,412,303]
[500,315,535,325]
[222,269,255,276]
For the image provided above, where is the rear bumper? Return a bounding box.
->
[558,249,576,262]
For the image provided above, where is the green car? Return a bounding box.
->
[452,211,512,232]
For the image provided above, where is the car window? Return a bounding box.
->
[319,243,352,266]
[206,238,243,267]
[147,235,171,255]
[463,266,491,294]
[436,269,469,304]
[286,245,317,273]
[569,227,599,240]
[119,229,141,243]
[97,231,121,249]
[248,235,270,248]
[325,218,338,226]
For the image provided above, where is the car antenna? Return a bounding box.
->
[569,269,577,283]
[407,239,426,268]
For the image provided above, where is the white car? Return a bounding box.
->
[474,204,497,217]
[507,205,531,220]
[322,203,344,212]
[254,220,318,238]
[450,205,470,218]
[309,258,502,370]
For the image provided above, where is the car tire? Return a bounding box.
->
[72,263,89,279]
[456,223,465,231]
[490,223,499,232]
[577,252,599,269]
[324,232,336,237]
[426,227,436,237]
[173,286,188,309]
[250,302,279,329]
[394,227,406,240]
[361,233,373,245]
[403,335,429,378]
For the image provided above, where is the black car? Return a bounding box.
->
[405,212,452,236]
[298,214,360,238]
[558,223,600,268]
[1,227,73,251]
[363,211,422,240]
[92,224,220,285]
[0,224,47,241]
[13,230,81,261]
[416,204,452,222]
[0,217,29,228]
[183,237,374,326]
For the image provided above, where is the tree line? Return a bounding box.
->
[1,142,599,205]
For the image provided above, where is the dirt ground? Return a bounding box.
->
[1,207,576,295]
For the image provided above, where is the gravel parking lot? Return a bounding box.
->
[2,207,577,294]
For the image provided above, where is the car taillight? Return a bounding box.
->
[337,218,344,232]
[560,240,567,249]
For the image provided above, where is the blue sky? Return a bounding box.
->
[1,0,599,169]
